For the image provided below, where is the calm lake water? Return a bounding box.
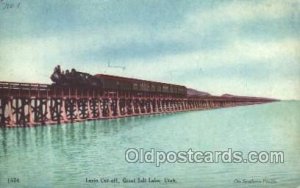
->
[0,101,299,188]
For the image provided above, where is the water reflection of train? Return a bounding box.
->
[50,65,187,97]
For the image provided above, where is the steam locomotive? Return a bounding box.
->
[50,65,187,97]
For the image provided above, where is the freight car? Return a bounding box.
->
[50,65,187,97]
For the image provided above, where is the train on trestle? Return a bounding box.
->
[50,65,187,98]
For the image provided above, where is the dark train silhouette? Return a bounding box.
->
[50,65,187,97]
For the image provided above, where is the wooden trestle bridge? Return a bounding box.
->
[0,81,275,128]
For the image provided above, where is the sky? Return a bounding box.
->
[0,0,299,99]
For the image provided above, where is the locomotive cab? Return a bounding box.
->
[50,65,102,88]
